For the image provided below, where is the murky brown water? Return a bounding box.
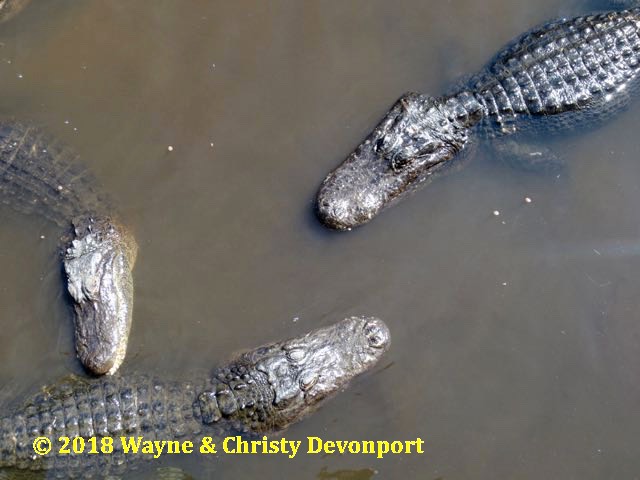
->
[1,0,640,478]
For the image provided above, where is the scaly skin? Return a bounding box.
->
[317,7,640,229]
[0,121,137,375]
[0,317,391,478]
[63,216,138,375]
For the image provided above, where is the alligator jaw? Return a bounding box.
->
[316,92,468,230]
[240,316,390,431]
[63,216,138,375]
[315,147,451,230]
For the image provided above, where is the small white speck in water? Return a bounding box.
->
[502,282,508,286]
[493,210,500,216]
[64,120,70,125]
[210,142,214,148]
[40,235,45,240]
[57,185,63,191]
[292,317,299,323]
[16,73,23,79]
[211,63,216,68]
[525,197,532,203]
[167,145,174,152]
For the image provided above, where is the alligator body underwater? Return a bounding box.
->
[0,317,390,478]
[0,0,30,23]
[316,6,640,229]
[0,122,137,375]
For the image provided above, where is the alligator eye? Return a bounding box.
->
[390,155,410,171]
[417,143,438,157]
[286,347,306,363]
[299,374,318,392]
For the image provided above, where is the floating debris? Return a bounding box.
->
[167,145,174,152]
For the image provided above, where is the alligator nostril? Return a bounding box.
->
[363,319,389,349]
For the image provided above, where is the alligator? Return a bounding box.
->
[0,316,390,478]
[316,6,640,229]
[0,121,138,375]
[0,0,30,23]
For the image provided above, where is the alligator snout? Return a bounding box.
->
[64,216,138,375]
[363,317,390,349]
[316,165,386,230]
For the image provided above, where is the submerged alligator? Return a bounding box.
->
[0,316,390,478]
[0,0,30,23]
[0,122,137,375]
[316,6,640,229]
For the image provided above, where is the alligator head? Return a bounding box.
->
[63,216,138,376]
[234,316,390,431]
[316,92,471,230]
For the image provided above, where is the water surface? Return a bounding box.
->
[1,1,639,478]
